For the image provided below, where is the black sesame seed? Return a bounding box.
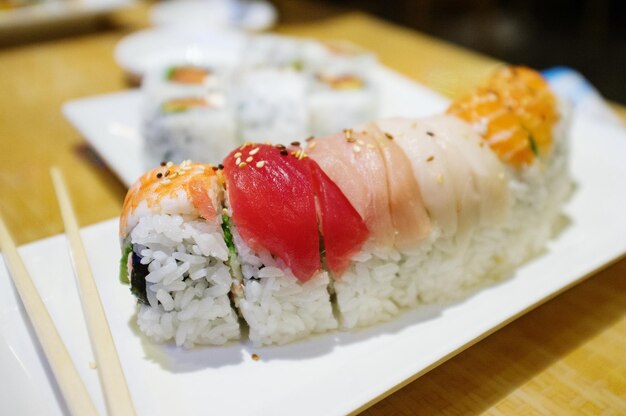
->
[290,141,301,146]
[160,161,167,166]
[426,131,435,137]
[280,149,289,156]
[218,164,224,170]
[156,172,163,178]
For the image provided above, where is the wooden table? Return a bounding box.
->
[1,6,624,415]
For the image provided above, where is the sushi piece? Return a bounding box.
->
[306,129,402,328]
[119,161,240,347]
[221,144,368,345]
[143,93,238,166]
[141,64,238,166]
[447,66,572,263]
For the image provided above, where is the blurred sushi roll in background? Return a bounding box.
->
[235,68,309,144]
[314,40,377,77]
[142,64,232,110]
[240,34,326,72]
[308,40,377,136]
[142,64,238,167]
[138,35,382,163]
[308,71,377,136]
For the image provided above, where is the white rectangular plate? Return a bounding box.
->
[4,72,626,415]
[63,66,451,187]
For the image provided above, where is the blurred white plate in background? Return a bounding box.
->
[0,0,134,30]
[150,0,277,32]
[114,26,247,79]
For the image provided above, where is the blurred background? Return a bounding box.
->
[1,0,625,102]
[272,0,626,102]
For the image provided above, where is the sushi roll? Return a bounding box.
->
[120,66,572,346]
[119,161,240,347]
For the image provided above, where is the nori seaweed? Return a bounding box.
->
[130,251,149,305]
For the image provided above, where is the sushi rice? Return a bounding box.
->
[228,220,338,346]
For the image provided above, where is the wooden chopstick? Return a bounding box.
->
[50,167,136,416]
[0,214,99,416]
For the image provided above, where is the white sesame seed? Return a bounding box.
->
[353,145,361,153]
[234,152,242,158]
[246,156,253,163]
[235,157,241,165]
[249,147,260,155]
[256,161,265,168]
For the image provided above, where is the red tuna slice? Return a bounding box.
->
[223,144,320,282]
[306,158,369,277]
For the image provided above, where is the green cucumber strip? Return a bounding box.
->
[221,214,236,257]
[119,242,132,285]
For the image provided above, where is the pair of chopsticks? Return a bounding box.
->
[0,168,136,416]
